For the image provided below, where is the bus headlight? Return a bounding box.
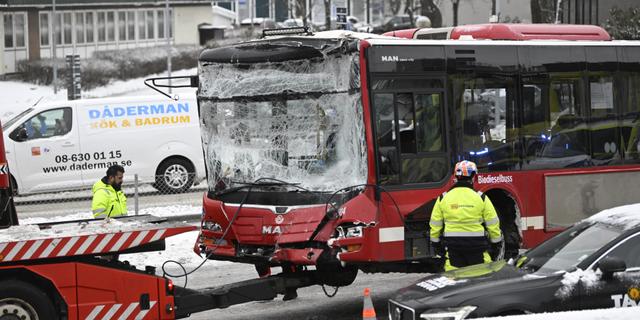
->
[420,306,477,320]
[203,220,222,232]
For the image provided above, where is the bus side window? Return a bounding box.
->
[622,73,640,164]
[452,77,517,172]
[522,77,591,169]
[374,93,399,184]
[589,76,620,164]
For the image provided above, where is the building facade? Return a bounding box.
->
[2,0,214,75]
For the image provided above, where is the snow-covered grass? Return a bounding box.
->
[1,67,197,123]
[478,306,640,319]
[10,204,226,270]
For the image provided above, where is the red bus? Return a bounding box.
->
[193,25,640,285]
[384,23,611,41]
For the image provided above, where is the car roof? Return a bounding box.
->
[584,203,640,231]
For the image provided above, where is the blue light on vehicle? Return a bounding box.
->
[541,134,546,139]
[469,148,488,156]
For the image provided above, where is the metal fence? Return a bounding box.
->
[14,174,207,219]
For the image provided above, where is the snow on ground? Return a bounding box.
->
[1,67,197,123]
[478,306,640,320]
[18,204,201,225]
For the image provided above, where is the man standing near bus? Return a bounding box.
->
[429,160,503,271]
[92,165,127,219]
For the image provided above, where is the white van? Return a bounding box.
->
[2,95,205,195]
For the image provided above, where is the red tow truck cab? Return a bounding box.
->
[383,23,611,41]
[0,215,196,320]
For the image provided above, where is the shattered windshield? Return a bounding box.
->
[198,51,367,192]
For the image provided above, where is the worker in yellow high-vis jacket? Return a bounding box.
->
[429,160,503,271]
[92,165,127,218]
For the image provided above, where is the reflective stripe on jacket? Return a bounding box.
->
[91,179,127,218]
[429,185,502,244]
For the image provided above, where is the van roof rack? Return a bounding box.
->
[262,26,312,38]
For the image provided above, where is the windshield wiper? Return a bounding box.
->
[214,178,304,196]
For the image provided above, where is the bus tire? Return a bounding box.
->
[0,279,58,320]
[155,157,195,193]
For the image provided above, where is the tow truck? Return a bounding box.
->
[0,128,319,320]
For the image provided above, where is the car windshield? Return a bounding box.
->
[2,108,33,130]
[520,222,622,274]
[198,51,367,192]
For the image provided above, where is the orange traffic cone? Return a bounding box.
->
[362,288,376,319]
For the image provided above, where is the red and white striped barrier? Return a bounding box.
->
[0,225,195,263]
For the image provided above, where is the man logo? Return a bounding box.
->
[381,56,399,62]
[262,226,282,234]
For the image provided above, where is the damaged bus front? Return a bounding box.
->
[195,34,377,286]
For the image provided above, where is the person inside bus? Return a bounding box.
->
[429,160,503,271]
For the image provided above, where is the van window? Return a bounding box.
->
[2,107,33,130]
[10,108,72,141]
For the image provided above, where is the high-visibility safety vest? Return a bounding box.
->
[91,179,127,218]
[429,186,502,244]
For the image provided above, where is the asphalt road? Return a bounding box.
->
[178,263,426,320]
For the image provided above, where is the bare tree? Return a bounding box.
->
[420,0,442,27]
[388,0,403,16]
[452,0,460,26]
[294,0,308,26]
[530,0,556,23]
[405,0,416,26]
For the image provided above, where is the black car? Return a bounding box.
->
[389,204,640,320]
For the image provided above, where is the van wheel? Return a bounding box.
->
[155,158,194,193]
[0,280,58,320]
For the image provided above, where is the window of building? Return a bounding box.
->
[146,10,155,39]
[62,12,71,45]
[127,11,135,40]
[118,12,126,41]
[40,13,49,46]
[137,11,146,40]
[75,12,85,44]
[4,13,27,49]
[3,14,12,48]
[14,13,25,47]
[106,11,115,42]
[169,9,173,38]
[157,10,165,38]
[97,12,106,42]
[85,12,94,43]
[54,13,62,45]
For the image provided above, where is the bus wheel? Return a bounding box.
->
[155,158,195,193]
[0,280,57,320]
